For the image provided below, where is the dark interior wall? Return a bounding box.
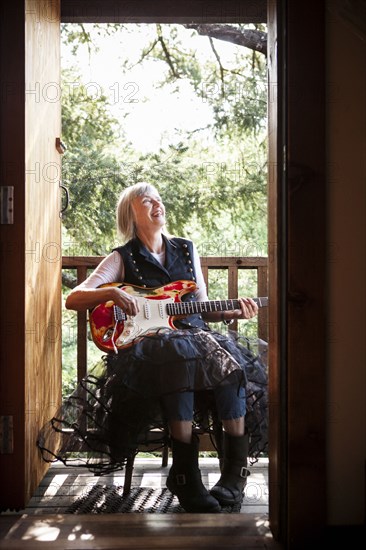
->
[326,0,366,525]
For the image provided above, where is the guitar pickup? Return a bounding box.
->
[143,301,151,320]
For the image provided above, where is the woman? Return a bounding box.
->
[39,182,267,513]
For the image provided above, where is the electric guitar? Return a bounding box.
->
[89,280,268,353]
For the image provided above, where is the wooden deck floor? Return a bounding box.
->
[22,456,269,515]
[0,456,277,549]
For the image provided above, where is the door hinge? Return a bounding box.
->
[0,415,14,454]
[0,186,14,224]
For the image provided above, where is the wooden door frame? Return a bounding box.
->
[284,0,327,544]
[0,0,27,510]
[0,0,62,511]
[268,0,327,545]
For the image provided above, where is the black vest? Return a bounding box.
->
[113,235,207,329]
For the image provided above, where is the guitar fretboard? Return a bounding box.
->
[113,297,268,321]
[166,297,268,316]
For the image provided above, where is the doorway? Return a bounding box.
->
[0,1,327,547]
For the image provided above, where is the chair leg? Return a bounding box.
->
[162,443,169,467]
[123,454,135,496]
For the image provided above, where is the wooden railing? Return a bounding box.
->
[62,256,268,384]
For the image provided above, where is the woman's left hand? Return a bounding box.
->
[235,297,259,320]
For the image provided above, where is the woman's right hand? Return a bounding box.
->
[110,287,139,316]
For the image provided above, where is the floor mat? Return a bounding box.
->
[65,485,240,514]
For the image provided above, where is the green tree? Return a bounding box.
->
[61,23,268,259]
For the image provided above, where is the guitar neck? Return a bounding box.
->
[167,297,268,316]
[113,297,268,321]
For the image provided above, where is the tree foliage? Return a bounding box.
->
[61,23,268,259]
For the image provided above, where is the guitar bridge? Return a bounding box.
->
[113,305,125,322]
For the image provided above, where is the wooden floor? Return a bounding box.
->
[0,456,280,549]
[21,456,269,515]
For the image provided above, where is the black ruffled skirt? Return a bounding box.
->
[37,327,268,474]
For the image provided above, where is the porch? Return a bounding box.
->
[0,456,271,549]
[57,254,269,507]
[17,455,269,515]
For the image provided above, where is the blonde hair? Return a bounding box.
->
[116,182,164,242]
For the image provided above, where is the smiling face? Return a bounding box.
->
[131,190,166,233]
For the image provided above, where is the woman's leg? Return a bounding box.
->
[169,420,193,443]
[222,416,245,436]
[161,391,221,513]
[213,383,246,426]
[162,391,194,442]
[210,384,249,506]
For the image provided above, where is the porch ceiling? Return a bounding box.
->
[61,0,268,24]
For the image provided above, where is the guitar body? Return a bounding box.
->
[89,280,198,352]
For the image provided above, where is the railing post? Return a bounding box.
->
[258,266,269,342]
[76,266,88,383]
[228,265,239,332]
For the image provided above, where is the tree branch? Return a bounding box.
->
[129,38,159,69]
[156,24,180,78]
[208,37,225,96]
[184,24,267,57]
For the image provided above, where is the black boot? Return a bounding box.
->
[210,431,250,506]
[166,435,221,513]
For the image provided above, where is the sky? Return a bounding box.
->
[61,24,241,153]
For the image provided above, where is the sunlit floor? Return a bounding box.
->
[0,457,274,549]
[21,456,269,515]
